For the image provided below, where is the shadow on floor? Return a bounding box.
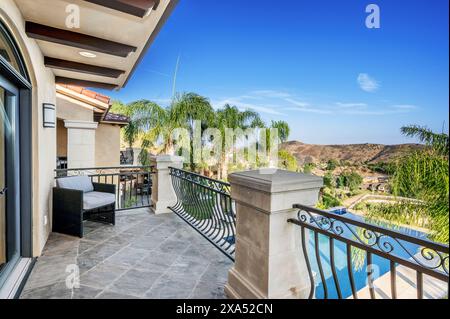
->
[20,208,233,299]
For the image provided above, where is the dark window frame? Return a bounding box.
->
[0,19,33,263]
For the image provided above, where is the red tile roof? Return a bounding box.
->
[58,84,111,105]
[103,112,130,124]
[58,84,129,126]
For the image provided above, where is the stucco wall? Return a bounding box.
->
[95,124,121,167]
[1,0,56,256]
[56,95,93,121]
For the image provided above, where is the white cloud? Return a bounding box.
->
[249,90,292,99]
[285,98,310,108]
[336,102,367,108]
[212,98,285,115]
[212,88,418,119]
[391,104,418,110]
[284,107,333,114]
[343,109,410,116]
[357,73,380,92]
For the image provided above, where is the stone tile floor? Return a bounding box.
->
[20,208,233,299]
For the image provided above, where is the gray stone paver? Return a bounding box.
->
[19,208,233,299]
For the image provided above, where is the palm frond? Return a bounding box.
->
[401,125,449,155]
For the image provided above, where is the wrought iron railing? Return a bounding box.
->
[120,150,134,166]
[55,166,154,211]
[288,204,449,299]
[169,167,236,260]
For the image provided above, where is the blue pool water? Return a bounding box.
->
[329,207,348,215]
[309,210,428,299]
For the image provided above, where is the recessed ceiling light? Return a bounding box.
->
[79,51,97,58]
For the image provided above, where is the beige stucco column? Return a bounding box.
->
[64,120,98,168]
[150,155,184,214]
[225,169,323,299]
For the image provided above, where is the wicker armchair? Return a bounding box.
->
[53,176,116,238]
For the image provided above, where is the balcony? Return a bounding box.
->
[20,207,232,299]
[18,158,449,299]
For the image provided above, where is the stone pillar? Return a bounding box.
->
[225,169,323,299]
[150,155,184,215]
[64,120,98,168]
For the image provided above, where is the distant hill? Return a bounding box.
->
[281,141,423,165]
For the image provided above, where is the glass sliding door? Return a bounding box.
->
[0,76,20,288]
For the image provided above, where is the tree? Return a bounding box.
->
[326,159,339,171]
[346,171,363,191]
[336,171,363,191]
[214,104,263,179]
[401,125,449,156]
[171,93,215,170]
[303,163,315,174]
[125,99,181,164]
[389,125,449,243]
[120,93,215,169]
[111,100,139,149]
[317,192,342,210]
[270,120,290,143]
[336,174,346,188]
[323,172,335,188]
[278,150,298,171]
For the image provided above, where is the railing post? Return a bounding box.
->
[150,155,184,214]
[225,169,323,299]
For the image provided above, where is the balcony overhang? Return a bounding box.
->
[15,0,178,90]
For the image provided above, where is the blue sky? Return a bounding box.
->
[101,0,449,145]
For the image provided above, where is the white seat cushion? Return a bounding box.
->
[57,176,94,193]
[83,192,116,210]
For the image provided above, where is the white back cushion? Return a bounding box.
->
[56,176,94,193]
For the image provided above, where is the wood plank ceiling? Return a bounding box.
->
[16,0,175,90]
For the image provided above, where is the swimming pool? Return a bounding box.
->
[309,210,428,299]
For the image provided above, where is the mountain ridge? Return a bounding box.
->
[281,140,423,165]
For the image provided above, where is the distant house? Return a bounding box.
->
[364,175,389,185]
[56,85,129,169]
[368,183,390,193]
[378,176,389,183]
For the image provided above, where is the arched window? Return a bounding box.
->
[0,21,28,80]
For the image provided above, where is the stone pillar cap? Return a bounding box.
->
[150,155,184,163]
[64,120,98,130]
[229,169,323,193]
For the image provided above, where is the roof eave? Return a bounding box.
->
[122,0,179,88]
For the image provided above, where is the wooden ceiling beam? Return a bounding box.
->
[25,21,137,58]
[55,76,118,90]
[44,57,125,78]
[83,0,160,18]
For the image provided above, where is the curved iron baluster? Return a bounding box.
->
[346,244,358,299]
[288,204,449,299]
[329,237,343,299]
[314,232,328,299]
[301,226,315,299]
[295,207,449,277]
[168,167,236,261]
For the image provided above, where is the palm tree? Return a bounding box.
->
[271,120,291,143]
[170,93,215,170]
[214,104,263,179]
[389,125,449,243]
[401,125,449,156]
[258,120,291,168]
[134,102,181,156]
[111,100,140,148]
